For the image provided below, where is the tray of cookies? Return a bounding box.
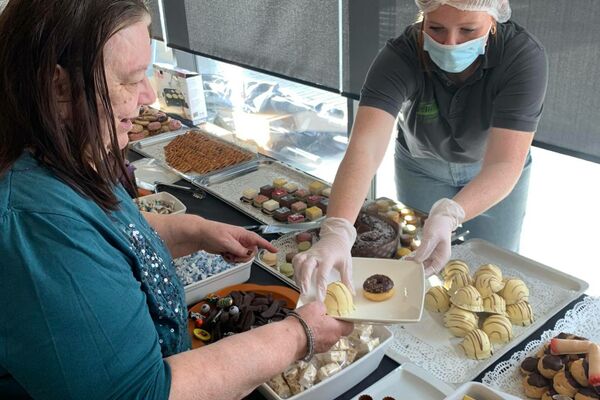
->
[384,239,588,388]
[482,296,600,398]
[130,128,258,181]
[127,105,185,142]
[197,159,333,226]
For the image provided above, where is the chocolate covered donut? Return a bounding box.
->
[363,274,394,293]
[362,274,395,302]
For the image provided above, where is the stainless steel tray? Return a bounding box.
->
[197,159,331,226]
[130,129,259,181]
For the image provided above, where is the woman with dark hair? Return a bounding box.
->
[0,1,352,399]
[294,0,548,300]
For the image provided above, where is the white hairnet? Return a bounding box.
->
[415,0,511,23]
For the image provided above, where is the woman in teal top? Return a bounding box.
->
[0,1,352,399]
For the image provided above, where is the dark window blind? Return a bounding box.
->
[148,0,163,41]
[158,0,599,162]
[164,0,341,92]
[511,2,600,163]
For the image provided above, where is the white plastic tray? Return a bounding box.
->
[352,363,455,400]
[183,258,252,305]
[443,382,521,400]
[385,239,589,386]
[258,325,393,400]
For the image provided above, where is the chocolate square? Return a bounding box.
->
[273,207,292,222]
[259,184,274,198]
[279,194,297,209]
[271,188,288,201]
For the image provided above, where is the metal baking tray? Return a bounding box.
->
[196,159,331,226]
[130,129,259,181]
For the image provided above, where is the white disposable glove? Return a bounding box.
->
[408,198,465,277]
[293,217,357,302]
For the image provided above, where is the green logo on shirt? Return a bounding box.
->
[417,100,439,123]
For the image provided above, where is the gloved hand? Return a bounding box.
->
[293,217,357,302]
[408,198,465,277]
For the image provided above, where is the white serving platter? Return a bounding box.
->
[183,258,252,306]
[385,239,589,386]
[134,191,187,215]
[259,325,393,400]
[297,257,425,324]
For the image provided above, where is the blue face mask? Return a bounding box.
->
[423,30,489,73]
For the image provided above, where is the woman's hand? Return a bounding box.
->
[293,302,354,354]
[196,220,277,263]
[142,213,277,260]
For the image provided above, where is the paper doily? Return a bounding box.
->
[481,296,599,397]
[385,242,580,385]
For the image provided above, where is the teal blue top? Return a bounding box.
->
[0,153,190,399]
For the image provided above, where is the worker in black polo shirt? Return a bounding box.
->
[294,0,548,300]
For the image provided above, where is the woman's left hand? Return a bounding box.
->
[196,220,278,263]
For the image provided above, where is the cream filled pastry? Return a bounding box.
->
[424,286,451,313]
[499,278,530,305]
[444,271,473,295]
[482,293,507,314]
[474,263,503,281]
[482,314,513,344]
[450,285,484,312]
[324,281,355,317]
[474,272,505,297]
[506,301,535,326]
[460,329,493,360]
[442,259,470,280]
[444,306,478,337]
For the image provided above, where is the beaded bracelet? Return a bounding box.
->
[287,311,315,362]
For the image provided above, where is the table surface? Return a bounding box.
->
[129,150,586,400]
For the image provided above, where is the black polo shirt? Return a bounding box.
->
[359,21,548,163]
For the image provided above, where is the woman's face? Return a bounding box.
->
[103,16,155,150]
[424,5,494,45]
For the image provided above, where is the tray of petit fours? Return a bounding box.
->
[130,126,258,182]
[197,159,333,227]
[384,238,589,389]
[257,197,426,289]
[481,295,600,399]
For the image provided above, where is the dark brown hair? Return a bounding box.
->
[0,0,150,210]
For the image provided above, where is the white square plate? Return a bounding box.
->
[352,363,454,400]
[298,257,425,324]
